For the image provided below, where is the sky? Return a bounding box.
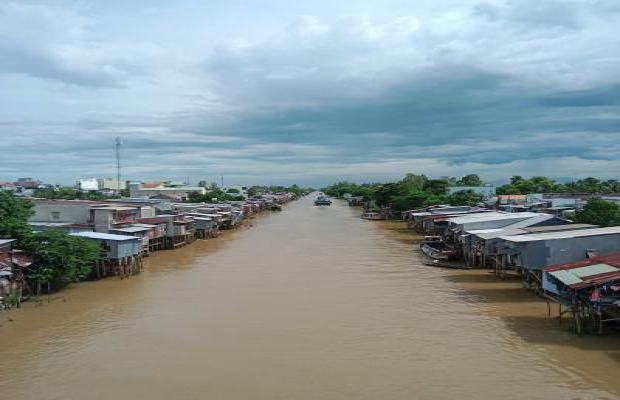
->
[0,0,619,187]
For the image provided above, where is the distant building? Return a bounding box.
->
[446,186,496,198]
[77,178,128,192]
[78,179,100,191]
[15,178,47,190]
[0,182,18,192]
[129,182,206,199]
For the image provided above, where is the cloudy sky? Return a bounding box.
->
[0,0,619,186]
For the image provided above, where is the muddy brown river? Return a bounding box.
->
[1,195,619,400]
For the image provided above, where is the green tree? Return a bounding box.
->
[423,179,449,196]
[20,230,100,294]
[456,174,482,186]
[0,192,33,240]
[573,198,620,227]
[510,176,524,185]
[446,190,483,206]
[198,180,208,187]
[373,183,400,207]
[496,184,521,195]
[187,191,207,203]
[510,176,556,194]
[226,188,240,193]
[398,173,427,193]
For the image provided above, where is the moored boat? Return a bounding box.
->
[419,236,456,260]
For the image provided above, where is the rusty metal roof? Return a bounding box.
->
[544,252,620,289]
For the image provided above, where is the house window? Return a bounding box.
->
[51,212,60,220]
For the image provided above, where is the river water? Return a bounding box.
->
[1,196,619,400]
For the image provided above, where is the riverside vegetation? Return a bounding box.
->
[322,173,620,226]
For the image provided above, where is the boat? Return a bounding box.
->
[314,195,332,206]
[269,204,283,211]
[422,258,472,269]
[361,212,385,220]
[419,236,456,260]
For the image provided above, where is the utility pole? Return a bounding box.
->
[115,137,122,193]
[221,173,224,189]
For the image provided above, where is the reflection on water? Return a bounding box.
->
[1,197,619,400]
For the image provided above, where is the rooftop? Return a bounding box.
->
[90,206,138,211]
[111,226,152,233]
[544,252,620,289]
[449,212,539,225]
[71,232,140,241]
[500,226,620,242]
[522,224,597,233]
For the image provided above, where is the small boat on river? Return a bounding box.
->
[419,236,456,260]
[314,195,332,206]
[361,212,385,220]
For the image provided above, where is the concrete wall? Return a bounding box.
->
[514,234,620,270]
[30,204,93,224]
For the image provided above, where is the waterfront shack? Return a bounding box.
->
[0,240,33,307]
[462,216,575,268]
[132,222,166,252]
[406,206,490,232]
[495,227,620,288]
[347,196,365,207]
[445,212,541,251]
[91,205,140,233]
[186,215,217,238]
[110,225,153,255]
[542,253,620,334]
[70,232,143,278]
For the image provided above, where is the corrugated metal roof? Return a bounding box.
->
[0,239,16,246]
[90,206,137,211]
[545,264,620,288]
[503,214,554,228]
[549,264,619,286]
[522,224,597,233]
[449,212,540,225]
[549,270,583,286]
[476,228,527,240]
[467,228,504,234]
[545,252,620,271]
[133,223,157,228]
[71,232,140,241]
[111,226,151,233]
[500,226,620,242]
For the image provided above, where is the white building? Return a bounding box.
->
[77,179,100,191]
[77,178,128,191]
[129,182,207,199]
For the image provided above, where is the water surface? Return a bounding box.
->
[1,196,619,399]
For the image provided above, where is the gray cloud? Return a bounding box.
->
[0,3,155,88]
[0,1,619,185]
